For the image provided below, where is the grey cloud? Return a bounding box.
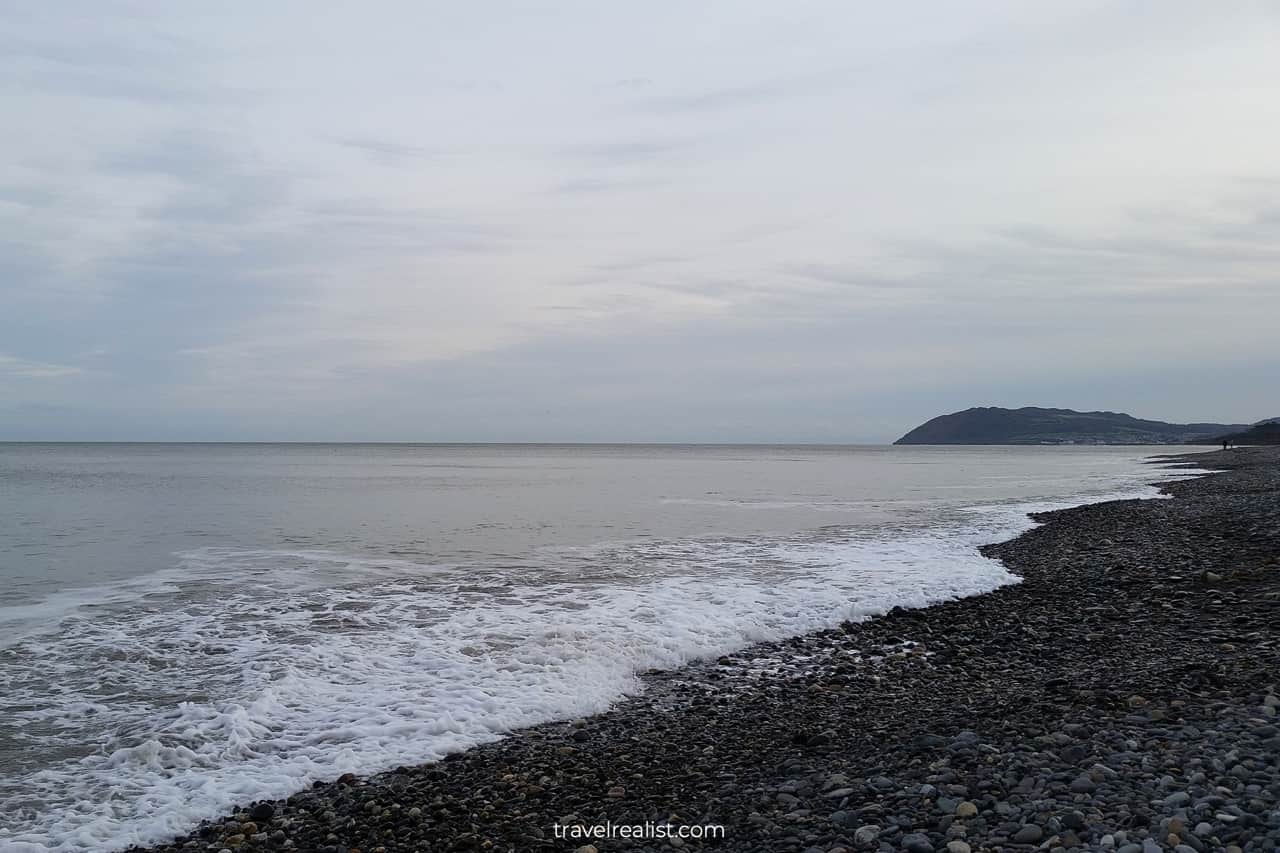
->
[634,66,861,114]
[0,354,82,379]
[0,184,60,209]
[785,264,927,290]
[301,201,513,255]
[333,136,454,166]
[561,139,690,164]
[0,25,227,104]
[100,134,252,180]
[994,224,1280,265]
[3,62,212,104]
[592,254,693,273]
[860,197,1280,310]
[547,176,665,194]
[0,235,52,283]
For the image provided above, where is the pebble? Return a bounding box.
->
[1011,824,1043,843]
[900,833,934,853]
[1070,774,1097,793]
[853,824,880,845]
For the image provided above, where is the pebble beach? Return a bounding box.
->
[133,447,1280,853]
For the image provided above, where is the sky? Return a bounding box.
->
[2,1,1278,442]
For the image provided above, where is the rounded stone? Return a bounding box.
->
[853,824,881,846]
[901,832,934,853]
[1070,775,1097,793]
[1012,824,1044,844]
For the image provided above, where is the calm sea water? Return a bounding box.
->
[0,443,1196,851]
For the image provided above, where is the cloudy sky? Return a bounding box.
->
[2,1,1278,441]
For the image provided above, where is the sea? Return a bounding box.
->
[0,442,1199,851]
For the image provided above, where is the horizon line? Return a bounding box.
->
[0,439,897,446]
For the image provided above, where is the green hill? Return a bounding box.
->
[1217,421,1280,445]
[894,407,1250,445]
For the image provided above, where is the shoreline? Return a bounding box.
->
[133,447,1280,853]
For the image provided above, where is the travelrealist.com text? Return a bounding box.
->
[553,821,726,841]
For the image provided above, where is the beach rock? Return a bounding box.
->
[1070,774,1096,793]
[1012,824,1044,843]
[807,729,834,746]
[853,824,880,846]
[900,832,934,853]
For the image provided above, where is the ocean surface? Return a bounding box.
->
[0,443,1198,851]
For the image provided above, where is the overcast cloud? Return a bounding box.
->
[2,1,1278,441]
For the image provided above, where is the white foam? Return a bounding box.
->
[0,549,447,648]
[0,470,1203,852]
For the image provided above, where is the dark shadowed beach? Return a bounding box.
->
[130,447,1280,853]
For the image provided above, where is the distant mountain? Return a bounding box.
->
[894,407,1252,445]
[1217,421,1280,445]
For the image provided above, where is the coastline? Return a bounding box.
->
[133,447,1280,853]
